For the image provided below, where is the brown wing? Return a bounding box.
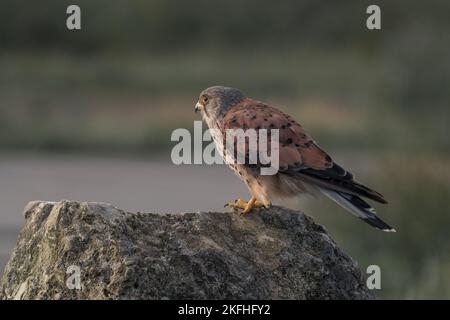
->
[220,98,387,204]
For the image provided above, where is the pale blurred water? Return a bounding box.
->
[0,154,248,273]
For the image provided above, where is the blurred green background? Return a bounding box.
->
[0,0,449,299]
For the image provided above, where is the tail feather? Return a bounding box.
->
[296,171,388,204]
[320,188,395,232]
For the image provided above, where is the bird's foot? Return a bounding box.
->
[225,197,267,214]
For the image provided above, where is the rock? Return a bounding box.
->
[0,200,373,300]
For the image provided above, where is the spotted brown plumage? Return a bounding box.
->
[195,86,395,232]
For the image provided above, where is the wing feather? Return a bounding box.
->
[220,98,387,204]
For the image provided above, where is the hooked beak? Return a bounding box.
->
[195,102,203,113]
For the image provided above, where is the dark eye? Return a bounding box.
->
[201,95,209,104]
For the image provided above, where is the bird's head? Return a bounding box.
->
[195,86,245,123]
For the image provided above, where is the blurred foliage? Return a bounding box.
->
[0,0,449,299]
[0,0,448,54]
[0,0,386,52]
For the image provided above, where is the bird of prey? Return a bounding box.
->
[195,86,395,232]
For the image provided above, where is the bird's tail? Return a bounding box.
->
[320,188,396,232]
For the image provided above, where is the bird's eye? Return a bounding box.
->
[201,95,209,104]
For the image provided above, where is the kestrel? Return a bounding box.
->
[195,86,394,232]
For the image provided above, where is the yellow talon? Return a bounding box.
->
[242,197,256,214]
[225,198,247,210]
[226,197,267,214]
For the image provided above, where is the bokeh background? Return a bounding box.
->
[1,0,449,298]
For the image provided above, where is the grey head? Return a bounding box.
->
[195,86,245,121]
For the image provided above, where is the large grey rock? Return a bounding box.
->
[0,201,373,300]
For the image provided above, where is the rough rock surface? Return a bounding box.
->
[0,201,373,300]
